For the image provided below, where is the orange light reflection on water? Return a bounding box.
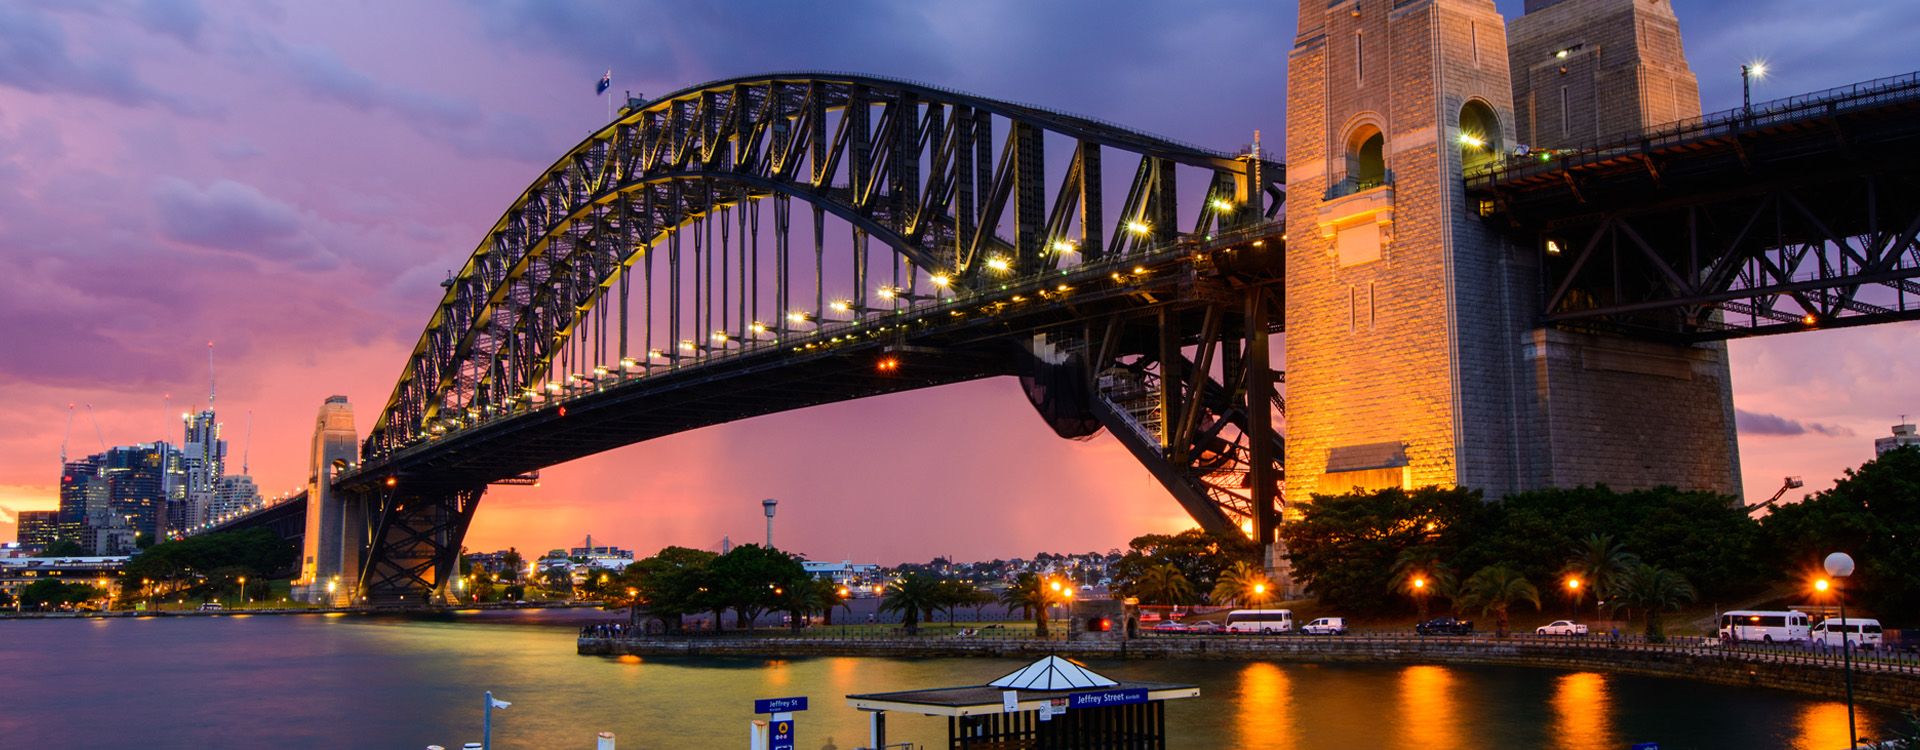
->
[1793,702,1858,750]
[1550,672,1615,749]
[1234,661,1294,746]
[1395,665,1462,750]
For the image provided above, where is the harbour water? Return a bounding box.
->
[0,609,1902,748]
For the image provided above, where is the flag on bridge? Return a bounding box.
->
[596,69,612,95]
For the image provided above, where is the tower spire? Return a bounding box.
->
[207,341,216,407]
[242,410,253,475]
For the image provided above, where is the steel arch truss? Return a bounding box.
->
[358,484,482,606]
[367,73,1285,459]
[1536,171,1920,341]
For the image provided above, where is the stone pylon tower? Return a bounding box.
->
[1509,0,1702,146]
[1285,0,1526,508]
[1282,0,1741,515]
[295,396,360,605]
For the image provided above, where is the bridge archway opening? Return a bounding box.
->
[1458,99,1502,174]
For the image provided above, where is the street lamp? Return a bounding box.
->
[1742,61,1769,116]
[237,576,247,607]
[1565,577,1583,616]
[1823,552,1858,749]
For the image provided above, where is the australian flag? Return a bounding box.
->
[596,70,612,96]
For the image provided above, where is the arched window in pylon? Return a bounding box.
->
[1458,100,1503,174]
[1345,123,1387,190]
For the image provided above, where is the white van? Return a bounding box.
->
[1810,618,1883,650]
[1719,610,1810,643]
[1224,609,1293,634]
[1301,617,1347,635]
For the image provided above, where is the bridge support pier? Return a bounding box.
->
[358,483,484,607]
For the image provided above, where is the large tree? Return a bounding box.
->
[1762,447,1920,621]
[1109,529,1257,601]
[1281,485,1484,612]
[1000,573,1053,638]
[1134,562,1195,606]
[706,544,808,630]
[1610,563,1696,641]
[625,546,719,632]
[1209,561,1270,608]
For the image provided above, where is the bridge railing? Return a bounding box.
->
[377,220,1285,459]
[1467,69,1920,184]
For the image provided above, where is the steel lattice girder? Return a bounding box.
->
[365,73,1285,460]
[358,485,482,605]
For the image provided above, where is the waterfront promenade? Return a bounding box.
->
[581,631,1920,709]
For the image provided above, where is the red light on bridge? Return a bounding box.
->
[384,476,398,488]
[1801,313,1818,326]
[558,405,568,417]
[876,356,900,373]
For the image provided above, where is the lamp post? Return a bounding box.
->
[1742,61,1768,117]
[1824,552,1857,749]
[1565,577,1582,617]
[237,576,247,607]
[1412,577,1429,622]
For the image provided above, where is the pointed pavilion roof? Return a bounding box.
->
[987,656,1119,691]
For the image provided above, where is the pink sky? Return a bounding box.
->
[1,1,1914,564]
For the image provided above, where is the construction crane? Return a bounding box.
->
[85,403,107,452]
[60,403,75,465]
[1745,476,1806,514]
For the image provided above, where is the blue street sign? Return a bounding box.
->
[1067,688,1149,709]
[771,718,795,750]
[754,696,809,714]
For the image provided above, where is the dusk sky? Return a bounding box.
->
[2,0,1915,565]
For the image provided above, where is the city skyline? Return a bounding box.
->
[2,0,1917,564]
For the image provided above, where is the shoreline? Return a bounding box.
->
[0,601,605,620]
[580,633,1920,710]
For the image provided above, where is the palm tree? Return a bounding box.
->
[1389,549,1455,622]
[1209,561,1270,608]
[878,573,942,635]
[1000,573,1052,638]
[1458,565,1541,637]
[1135,562,1195,606]
[1610,563,1695,641]
[1563,534,1640,618]
[935,580,990,625]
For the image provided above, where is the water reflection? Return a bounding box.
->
[1794,702,1856,750]
[1550,672,1615,749]
[1396,665,1463,750]
[1233,661,1293,745]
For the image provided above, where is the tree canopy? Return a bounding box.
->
[1761,447,1920,620]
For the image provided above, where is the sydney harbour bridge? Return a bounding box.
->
[210,0,1920,606]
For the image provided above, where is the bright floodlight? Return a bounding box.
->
[1125,220,1151,235]
[929,273,952,288]
[1458,133,1486,149]
[985,256,1011,272]
[1210,198,1235,212]
[1749,61,1769,79]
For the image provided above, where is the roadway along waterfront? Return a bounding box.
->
[1,609,1908,748]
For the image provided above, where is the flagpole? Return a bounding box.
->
[483,691,493,750]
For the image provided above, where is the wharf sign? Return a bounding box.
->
[754,696,809,714]
[1067,688,1148,709]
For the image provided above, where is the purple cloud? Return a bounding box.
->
[0,3,211,115]
[152,177,332,267]
[1736,408,1855,438]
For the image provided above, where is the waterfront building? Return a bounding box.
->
[803,560,882,587]
[569,535,635,570]
[1876,420,1918,456]
[16,510,61,552]
[0,555,128,599]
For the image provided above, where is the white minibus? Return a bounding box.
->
[1810,618,1883,650]
[1224,609,1293,633]
[1719,610,1810,643]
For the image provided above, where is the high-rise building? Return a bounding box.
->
[97,444,173,542]
[16,510,61,551]
[58,458,108,543]
[1877,421,1919,456]
[181,408,226,528]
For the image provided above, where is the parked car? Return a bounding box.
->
[1536,620,1589,636]
[1189,620,1222,633]
[1301,617,1348,635]
[1151,621,1192,633]
[1416,617,1473,636]
[198,602,224,612]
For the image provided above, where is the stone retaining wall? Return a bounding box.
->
[579,635,1920,710]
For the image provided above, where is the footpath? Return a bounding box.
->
[580,632,1920,709]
